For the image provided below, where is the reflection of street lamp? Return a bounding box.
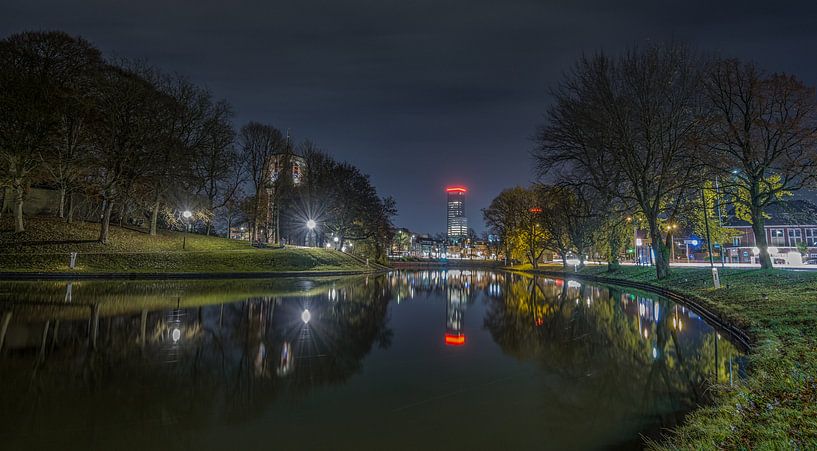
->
[301,309,311,324]
[182,210,193,250]
[306,219,316,247]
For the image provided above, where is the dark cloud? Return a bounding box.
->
[3,0,816,233]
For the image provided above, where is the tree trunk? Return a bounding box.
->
[751,213,772,269]
[648,216,669,279]
[13,178,25,232]
[117,200,126,227]
[607,229,622,271]
[66,191,75,224]
[749,179,773,269]
[99,197,114,244]
[251,195,262,244]
[149,191,160,236]
[58,186,66,219]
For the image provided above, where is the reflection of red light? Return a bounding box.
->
[444,333,466,346]
[529,207,542,213]
[446,186,467,193]
[535,317,544,326]
[555,279,564,287]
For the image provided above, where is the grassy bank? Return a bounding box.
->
[0,218,369,273]
[519,264,817,449]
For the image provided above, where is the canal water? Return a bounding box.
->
[0,270,745,450]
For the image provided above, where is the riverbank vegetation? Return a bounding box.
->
[0,31,395,263]
[519,265,817,449]
[0,217,368,273]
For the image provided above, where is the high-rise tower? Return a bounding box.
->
[446,186,468,242]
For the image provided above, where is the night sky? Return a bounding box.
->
[3,1,817,234]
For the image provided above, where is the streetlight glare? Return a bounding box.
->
[182,210,192,219]
[306,219,316,230]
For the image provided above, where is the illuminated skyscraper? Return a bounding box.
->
[446,186,468,242]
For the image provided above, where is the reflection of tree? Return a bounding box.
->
[483,273,744,438]
[0,276,393,448]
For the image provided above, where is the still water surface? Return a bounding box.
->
[0,270,745,450]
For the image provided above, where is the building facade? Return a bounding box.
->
[446,186,468,243]
[255,152,307,244]
[723,200,817,264]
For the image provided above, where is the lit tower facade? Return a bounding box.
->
[446,186,468,243]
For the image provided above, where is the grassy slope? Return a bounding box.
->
[520,264,817,449]
[0,217,367,273]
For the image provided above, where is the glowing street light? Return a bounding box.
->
[301,309,311,324]
[182,210,193,250]
[305,219,318,247]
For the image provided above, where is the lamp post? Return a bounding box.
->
[182,210,192,250]
[667,223,678,262]
[306,219,316,247]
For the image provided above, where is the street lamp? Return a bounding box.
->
[306,219,317,247]
[182,210,193,250]
[667,223,678,261]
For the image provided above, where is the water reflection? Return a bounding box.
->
[482,274,744,441]
[0,271,744,450]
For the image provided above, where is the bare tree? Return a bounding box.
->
[194,100,239,235]
[0,32,89,231]
[133,69,211,235]
[536,43,706,279]
[534,185,573,267]
[704,59,817,268]
[88,65,160,244]
[28,34,105,223]
[238,122,285,243]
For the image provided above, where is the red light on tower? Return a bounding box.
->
[444,333,466,346]
[446,186,467,193]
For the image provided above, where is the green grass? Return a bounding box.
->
[0,217,369,273]
[519,264,817,449]
[1,217,251,253]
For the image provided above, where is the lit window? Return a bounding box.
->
[770,228,785,247]
[788,228,802,246]
[806,229,817,246]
